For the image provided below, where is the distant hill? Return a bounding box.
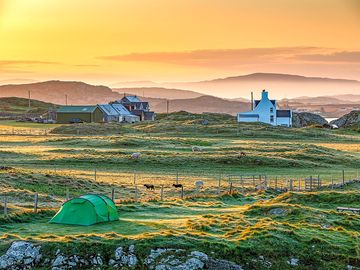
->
[142,95,250,115]
[112,87,204,100]
[328,94,360,103]
[153,73,360,98]
[0,97,57,116]
[0,81,122,105]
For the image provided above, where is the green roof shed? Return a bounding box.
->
[50,194,119,226]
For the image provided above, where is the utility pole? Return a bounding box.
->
[65,94,68,105]
[28,90,31,109]
[251,91,254,110]
[166,100,169,114]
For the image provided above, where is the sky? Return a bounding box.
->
[0,0,360,90]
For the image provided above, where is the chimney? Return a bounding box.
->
[251,92,254,110]
[261,89,269,100]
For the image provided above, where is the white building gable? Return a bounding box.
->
[237,90,292,127]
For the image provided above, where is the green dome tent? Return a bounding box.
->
[50,194,119,226]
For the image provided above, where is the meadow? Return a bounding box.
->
[0,112,360,269]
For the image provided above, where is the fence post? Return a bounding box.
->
[160,185,164,201]
[176,172,179,185]
[252,175,255,188]
[318,175,321,188]
[229,182,233,194]
[310,176,313,191]
[342,170,345,185]
[133,172,136,185]
[275,177,278,190]
[289,179,293,191]
[66,188,69,201]
[181,186,184,199]
[34,193,38,213]
[4,196,7,217]
[331,175,334,188]
[135,186,138,201]
[298,178,301,191]
[94,168,97,182]
[111,188,115,202]
[241,175,244,191]
[218,175,221,195]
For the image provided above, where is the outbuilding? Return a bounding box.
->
[49,194,119,226]
[56,106,103,124]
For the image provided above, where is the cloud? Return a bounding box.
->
[295,51,360,63]
[98,47,327,68]
[0,60,59,67]
[98,47,360,68]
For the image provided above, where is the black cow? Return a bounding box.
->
[144,184,155,190]
[172,184,183,188]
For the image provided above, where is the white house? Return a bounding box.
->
[237,90,292,127]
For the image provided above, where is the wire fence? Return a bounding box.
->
[1,164,359,217]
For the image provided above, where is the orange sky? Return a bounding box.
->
[0,0,359,88]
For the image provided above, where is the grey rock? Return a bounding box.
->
[207,258,244,270]
[52,255,66,267]
[288,258,299,266]
[331,110,360,128]
[146,249,242,270]
[0,241,41,270]
[129,244,135,253]
[115,247,123,260]
[292,112,327,128]
[269,208,287,216]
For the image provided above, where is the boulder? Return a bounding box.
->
[330,110,360,128]
[0,241,41,270]
[292,112,328,128]
[110,245,138,268]
[145,249,243,270]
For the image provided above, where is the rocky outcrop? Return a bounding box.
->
[292,112,328,128]
[330,110,360,128]
[0,241,243,270]
[0,241,41,270]
[145,248,243,270]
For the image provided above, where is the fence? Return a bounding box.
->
[1,164,359,217]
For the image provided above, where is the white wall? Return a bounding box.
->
[277,117,292,127]
[251,91,276,125]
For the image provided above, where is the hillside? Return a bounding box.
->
[331,110,360,130]
[0,97,57,116]
[0,81,122,105]
[143,95,250,115]
[155,73,360,99]
[113,87,204,100]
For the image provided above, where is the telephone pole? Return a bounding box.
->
[28,91,31,109]
[65,94,68,105]
[166,100,169,114]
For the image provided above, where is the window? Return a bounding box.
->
[270,107,274,113]
[270,115,274,122]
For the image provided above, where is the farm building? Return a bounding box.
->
[237,90,292,127]
[112,95,155,121]
[98,103,140,123]
[56,106,103,124]
[50,194,119,226]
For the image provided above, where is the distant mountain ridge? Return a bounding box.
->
[0,76,359,117]
[0,80,121,105]
[125,73,360,99]
[112,87,204,100]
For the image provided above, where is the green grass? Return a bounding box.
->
[0,97,58,115]
[0,112,359,269]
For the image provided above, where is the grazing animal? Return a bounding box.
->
[0,166,13,171]
[131,152,141,159]
[195,180,204,191]
[239,152,246,157]
[192,146,202,152]
[172,184,183,188]
[144,184,155,190]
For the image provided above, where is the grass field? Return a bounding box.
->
[0,112,359,269]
